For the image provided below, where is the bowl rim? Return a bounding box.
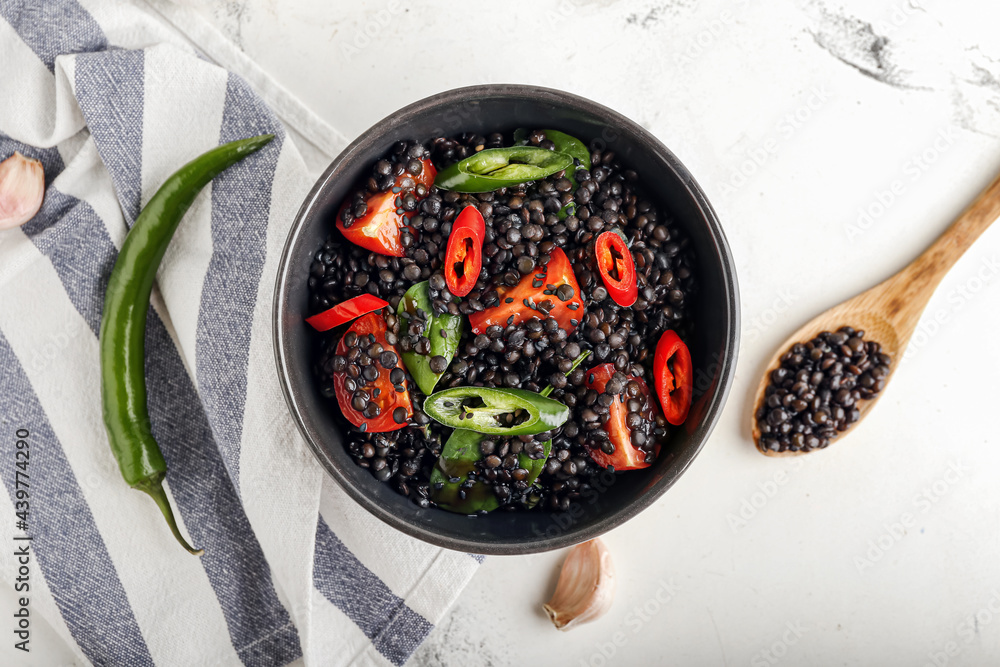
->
[274,83,740,554]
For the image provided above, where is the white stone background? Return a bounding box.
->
[14,0,1000,664]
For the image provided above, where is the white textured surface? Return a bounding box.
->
[187,0,1000,665]
[27,0,1000,664]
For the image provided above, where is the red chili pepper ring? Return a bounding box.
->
[444,205,485,297]
[654,330,693,426]
[594,230,638,307]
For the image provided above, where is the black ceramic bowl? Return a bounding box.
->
[274,84,739,555]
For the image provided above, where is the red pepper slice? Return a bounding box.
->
[468,247,585,335]
[305,294,390,332]
[594,230,637,307]
[584,363,661,471]
[332,313,412,432]
[335,157,437,257]
[654,330,693,426]
[444,205,485,297]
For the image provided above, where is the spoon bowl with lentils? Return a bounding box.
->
[752,170,1000,456]
[752,309,902,456]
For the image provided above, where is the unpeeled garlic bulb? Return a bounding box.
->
[0,152,45,230]
[543,538,615,631]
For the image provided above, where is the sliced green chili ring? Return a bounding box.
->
[423,386,569,435]
[397,281,462,394]
[431,429,552,514]
[435,147,573,193]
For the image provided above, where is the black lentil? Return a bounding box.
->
[308,128,700,512]
[756,327,891,454]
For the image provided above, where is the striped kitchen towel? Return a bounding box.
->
[0,1,481,665]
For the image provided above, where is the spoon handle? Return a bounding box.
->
[884,171,1000,331]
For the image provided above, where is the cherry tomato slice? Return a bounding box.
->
[335,158,437,257]
[305,294,390,332]
[444,206,485,297]
[653,330,693,426]
[584,363,661,471]
[335,192,406,257]
[594,230,637,307]
[332,313,412,432]
[468,247,585,335]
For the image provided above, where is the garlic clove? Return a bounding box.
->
[0,152,45,230]
[543,538,616,631]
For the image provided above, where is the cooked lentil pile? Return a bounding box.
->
[307,129,699,513]
[756,326,892,454]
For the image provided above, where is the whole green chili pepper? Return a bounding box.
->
[99,134,274,555]
[430,429,552,514]
[435,146,573,193]
[423,386,569,435]
[397,281,462,394]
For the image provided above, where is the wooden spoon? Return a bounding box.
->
[751,172,1000,456]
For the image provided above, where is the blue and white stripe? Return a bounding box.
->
[0,329,155,667]
[0,1,481,665]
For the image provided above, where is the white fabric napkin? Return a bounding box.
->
[0,1,480,665]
